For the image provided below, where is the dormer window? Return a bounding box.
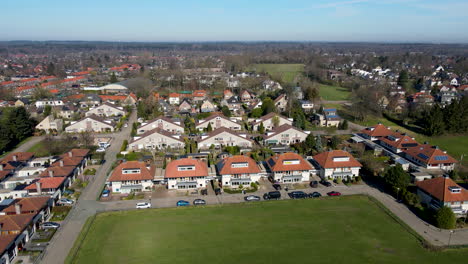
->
[448,186,461,193]
[283,159,300,165]
[122,168,140,174]
[333,156,350,162]
[178,165,195,171]
[231,162,248,168]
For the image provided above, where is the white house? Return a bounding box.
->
[251,113,292,131]
[137,116,184,134]
[108,161,154,194]
[200,100,216,113]
[196,113,241,131]
[313,150,362,180]
[128,128,184,151]
[216,155,261,188]
[65,115,114,133]
[168,93,180,105]
[35,115,63,133]
[263,124,309,145]
[198,128,253,150]
[266,152,313,183]
[165,158,208,190]
[416,177,468,216]
[35,100,64,108]
[85,102,125,117]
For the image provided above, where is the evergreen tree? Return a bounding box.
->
[206,122,213,132]
[397,70,410,89]
[315,136,323,152]
[43,105,52,117]
[383,164,410,191]
[330,136,341,149]
[110,72,118,83]
[221,105,231,117]
[423,105,445,136]
[261,97,276,115]
[258,122,265,134]
[46,62,55,76]
[304,134,316,154]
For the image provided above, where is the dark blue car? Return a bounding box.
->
[176,200,190,207]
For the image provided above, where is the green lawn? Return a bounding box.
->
[319,84,351,101]
[67,196,468,264]
[26,140,50,157]
[247,64,304,84]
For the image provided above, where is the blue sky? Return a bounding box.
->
[1,0,467,42]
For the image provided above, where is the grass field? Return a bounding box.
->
[247,64,304,84]
[67,196,468,264]
[26,140,50,157]
[319,84,351,101]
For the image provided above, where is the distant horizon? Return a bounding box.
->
[2,40,468,45]
[3,0,468,43]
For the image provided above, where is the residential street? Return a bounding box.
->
[40,110,136,264]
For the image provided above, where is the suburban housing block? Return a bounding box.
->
[312,150,362,180]
[266,152,313,183]
[108,161,154,194]
[165,158,209,190]
[217,155,261,188]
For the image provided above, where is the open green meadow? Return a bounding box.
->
[248,64,304,84]
[67,196,468,264]
[319,84,351,101]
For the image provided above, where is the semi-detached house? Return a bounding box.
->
[263,124,308,145]
[137,116,184,134]
[267,152,313,183]
[108,161,154,194]
[251,113,292,131]
[403,144,457,171]
[65,115,114,133]
[198,128,253,150]
[312,150,362,180]
[85,102,125,117]
[128,128,184,151]
[416,177,468,216]
[196,113,241,131]
[217,155,261,188]
[165,158,208,190]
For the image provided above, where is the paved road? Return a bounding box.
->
[40,110,136,264]
[9,136,45,153]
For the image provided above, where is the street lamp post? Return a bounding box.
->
[448,230,454,246]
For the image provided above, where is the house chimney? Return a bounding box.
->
[12,155,17,162]
[68,151,73,158]
[36,181,42,195]
[59,160,64,167]
[49,170,54,177]
[0,164,3,171]
[15,203,21,215]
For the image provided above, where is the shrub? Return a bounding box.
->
[435,206,456,229]
[335,178,342,184]
[121,140,128,152]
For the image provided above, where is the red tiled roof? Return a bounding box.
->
[0,214,35,232]
[0,152,34,163]
[0,234,18,254]
[193,90,206,97]
[99,95,127,101]
[165,158,208,178]
[39,166,75,177]
[380,133,419,149]
[169,93,179,98]
[360,124,393,138]
[2,197,50,214]
[403,144,457,165]
[108,161,155,182]
[67,93,85,100]
[267,152,312,172]
[49,89,59,93]
[416,177,468,202]
[217,155,260,175]
[25,177,66,190]
[313,150,362,169]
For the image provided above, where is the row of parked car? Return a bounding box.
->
[244,190,341,202]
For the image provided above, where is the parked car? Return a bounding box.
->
[263,191,281,200]
[177,200,190,206]
[310,181,319,188]
[42,222,60,229]
[96,147,106,153]
[272,184,282,190]
[327,191,341,196]
[244,195,261,201]
[58,198,74,205]
[193,199,206,205]
[309,192,322,198]
[136,202,151,209]
[102,189,110,197]
[288,191,308,199]
[320,180,332,187]
[63,189,75,195]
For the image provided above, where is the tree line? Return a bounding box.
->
[420,96,468,136]
[0,107,36,154]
